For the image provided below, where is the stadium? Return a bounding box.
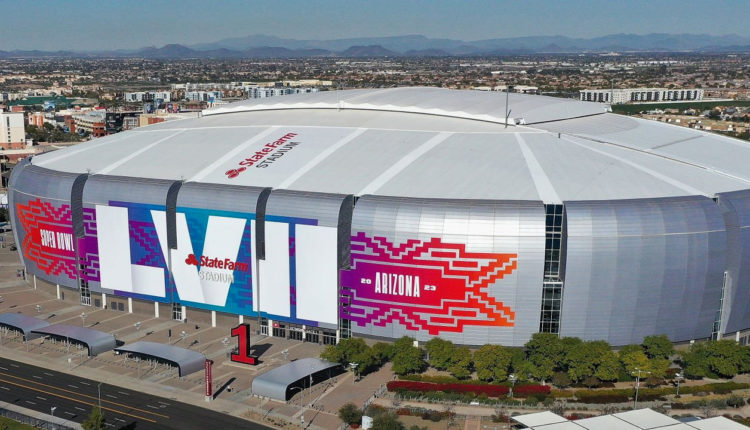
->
[9,87,750,347]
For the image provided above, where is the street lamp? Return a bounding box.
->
[80,312,86,327]
[289,386,303,407]
[349,362,359,383]
[508,374,517,398]
[632,368,651,409]
[35,304,42,313]
[281,349,289,361]
[675,372,684,397]
[50,406,56,429]
[98,382,102,410]
[134,321,141,331]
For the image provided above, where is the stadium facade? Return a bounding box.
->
[9,87,750,347]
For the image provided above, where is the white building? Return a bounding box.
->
[184,91,222,102]
[245,87,319,99]
[580,88,704,104]
[123,91,172,103]
[0,112,25,149]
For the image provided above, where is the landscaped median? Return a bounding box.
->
[386,380,551,398]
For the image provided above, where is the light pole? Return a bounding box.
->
[50,406,56,430]
[508,374,517,398]
[35,304,42,313]
[98,381,102,410]
[80,312,86,327]
[349,362,359,383]
[675,372,684,397]
[632,368,651,409]
[289,386,303,407]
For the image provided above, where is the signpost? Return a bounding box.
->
[204,359,214,402]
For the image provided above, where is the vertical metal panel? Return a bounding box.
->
[165,181,182,250]
[10,165,82,289]
[8,158,31,267]
[345,196,545,346]
[261,190,351,330]
[717,189,750,334]
[70,174,89,238]
[562,196,726,345]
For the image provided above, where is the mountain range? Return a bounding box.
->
[2,33,750,58]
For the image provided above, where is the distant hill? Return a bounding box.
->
[4,33,750,58]
[339,45,396,57]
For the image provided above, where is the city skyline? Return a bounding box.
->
[1,0,749,51]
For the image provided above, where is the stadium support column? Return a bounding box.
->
[238,315,243,325]
[128,297,132,313]
[102,293,107,309]
[56,284,60,300]
[211,311,216,328]
[33,275,36,290]
[154,301,159,318]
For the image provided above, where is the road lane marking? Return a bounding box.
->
[79,381,90,385]
[106,394,117,399]
[68,385,78,389]
[32,375,42,379]
[115,418,126,422]
[75,407,86,411]
[0,371,168,419]
[0,387,8,391]
[43,372,53,376]
[147,405,160,410]
[0,366,7,370]
[36,396,46,401]
[64,412,76,416]
[157,401,169,406]
[9,364,18,368]
[0,377,159,423]
[117,391,129,396]
[25,401,35,405]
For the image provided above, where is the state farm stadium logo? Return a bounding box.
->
[225,132,299,178]
[340,232,517,335]
[185,253,248,282]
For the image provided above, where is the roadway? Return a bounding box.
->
[0,356,273,430]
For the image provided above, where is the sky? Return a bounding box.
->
[1,0,747,51]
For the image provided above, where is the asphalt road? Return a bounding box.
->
[0,356,273,430]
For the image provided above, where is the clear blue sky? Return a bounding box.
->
[1,0,746,51]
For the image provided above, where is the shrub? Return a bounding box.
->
[727,395,745,408]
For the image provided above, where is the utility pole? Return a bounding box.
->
[632,367,651,409]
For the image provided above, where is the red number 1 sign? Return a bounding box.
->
[230,323,258,365]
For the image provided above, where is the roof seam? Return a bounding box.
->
[515,133,561,204]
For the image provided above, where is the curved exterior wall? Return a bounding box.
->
[562,197,727,345]
[11,164,85,289]
[342,196,545,346]
[8,159,750,346]
[717,189,750,334]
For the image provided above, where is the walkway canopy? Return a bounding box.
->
[0,313,50,340]
[31,324,116,356]
[252,358,342,401]
[114,341,205,377]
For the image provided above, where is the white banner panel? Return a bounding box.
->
[258,221,291,317]
[131,264,166,297]
[96,205,133,292]
[251,219,258,312]
[295,225,338,325]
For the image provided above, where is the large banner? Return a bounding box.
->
[340,232,518,335]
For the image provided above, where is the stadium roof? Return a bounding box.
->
[114,341,205,377]
[29,87,750,203]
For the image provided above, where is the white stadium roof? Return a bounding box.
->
[30,87,750,203]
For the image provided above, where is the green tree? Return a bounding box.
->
[371,342,395,363]
[473,345,512,382]
[320,337,368,366]
[642,335,674,360]
[393,336,417,355]
[682,340,750,379]
[392,343,426,375]
[424,337,455,370]
[338,403,362,425]
[82,407,105,430]
[595,350,621,382]
[525,333,564,382]
[447,346,473,379]
[566,341,610,382]
[559,337,584,372]
[620,347,650,375]
[372,412,404,430]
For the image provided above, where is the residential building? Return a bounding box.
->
[0,112,25,149]
[580,88,705,104]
